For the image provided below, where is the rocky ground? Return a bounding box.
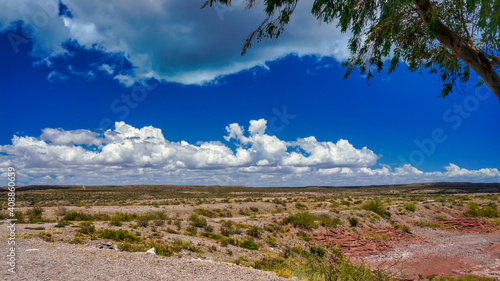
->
[0,239,290,281]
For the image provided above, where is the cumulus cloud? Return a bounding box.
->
[0,0,351,85]
[1,120,499,186]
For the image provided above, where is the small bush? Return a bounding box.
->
[395,224,411,233]
[26,227,45,230]
[137,218,149,227]
[98,229,142,243]
[348,217,359,227]
[239,237,259,250]
[284,212,317,229]
[77,222,96,235]
[54,221,71,228]
[463,202,499,218]
[404,203,417,212]
[297,230,311,241]
[37,232,54,242]
[295,203,308,210]
[189,214,207,228]
[195,208,218,218]
[186,226,198,236]
[249,207,259,213]
[362,199,391,219]
[246,226,262,239]
[318,214,343,228]
[264,235,278,247]
[27,207,44,223]
[165,228,180,234]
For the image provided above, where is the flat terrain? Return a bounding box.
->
[1,183,499,280]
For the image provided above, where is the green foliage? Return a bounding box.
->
[77,222,96,235]
[305,246,391,281]
[295,203,308,210]
[284,212,317,229]
[98,229,142,243]
[189,214,208,228]
[405,203,417,212]
[186,226,198,236]
[54,220,71,228]
[26,227,45,230]
[194,208,218,218]
[37,231,54,242]
[63,211,110,221]
[317,214,343,228]
[395,223,412,233]
[414,221,442,229]
[239,237,259,250]
[463,202,499,218]
[348,217,360,227]
[264,235,278,247]
[203,0,500,98]
[27,207,44,223]
[246,226,263,239]
[362,199,391,219]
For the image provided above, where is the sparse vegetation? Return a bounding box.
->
[362,199,391,219]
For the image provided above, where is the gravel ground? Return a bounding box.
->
[0,239,291,281]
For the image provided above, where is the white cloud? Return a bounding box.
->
[0,0,351,85]
[99,64,114,75]
[46,70,68,82]
[1,120,499,186]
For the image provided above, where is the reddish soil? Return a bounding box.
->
[434,207,498,233]
[311,226,423,257]
[311,218,500,280]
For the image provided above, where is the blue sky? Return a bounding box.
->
[0,0,499,186]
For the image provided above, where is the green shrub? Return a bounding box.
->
[362,199,391,219]
[195,208,218,218]
[119,242,146,252]
[189,214,207,228]
[463,202,499,218]
[137,218,149,227]
[54,221,71,228]
[201,232,225,240]
[404,203,417,212]
[318,214,343,228]
[98,229,142,243]
[26,226,45,230]
[249,207,259,213]
[395,224,411,233]
[165,228,180,234]
[348,217,359,227]
[109,217,123,226]
[77,222,96,235]
[239,237,259,250]
[295,203,308,210]
[186,226,198,236]
[63,211,110,221]
[264,235,278,247]
[284,212,317,229]
[246,226,262,239]
[297,230,311,241]
[37,232,54,242]
[27,207,44,223]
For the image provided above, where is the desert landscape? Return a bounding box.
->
[1,183,499,281]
